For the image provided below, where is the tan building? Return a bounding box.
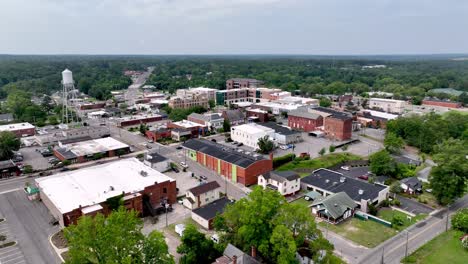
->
[168,93,209,109]
[183,181,221,210]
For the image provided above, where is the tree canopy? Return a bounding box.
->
[257,136,274,154]
[0,131,20,160]
[176,224,222,264]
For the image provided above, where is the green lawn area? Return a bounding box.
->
[277,153,362,175]
[441,110,468,117]
[402,230,468,264]
[290,197,312,207]
[319,218,398,248]
[377,208,427,231]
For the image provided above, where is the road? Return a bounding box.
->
[125,66,154,106]
[357,194,468,264]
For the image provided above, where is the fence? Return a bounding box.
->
[354,211,392,227]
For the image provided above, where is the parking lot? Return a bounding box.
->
[0,219,27,264]
[164,170,203,197]
[17,147,51,171]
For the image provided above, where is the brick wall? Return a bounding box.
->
[288,116,323,132]
[324,117,352,140]
[422,100,462,109]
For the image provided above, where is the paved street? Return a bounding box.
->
[125,67,154,106]
[357,194,468,264]
[0,190,61,264]
[320,227,369,264]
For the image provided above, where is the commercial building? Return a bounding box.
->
[369,98,406,114]
[0,160,21,179]
[54,137,130,163]
[301,169,389,212]
[144,152,171,172]
[77,102,106,110]
[221,110,245,126]
[34,126,110,146]
[276,96,319,106]
[177,87,218,101]
[246,108,269,122]
[288,108,324,132]
[259,122,303,145]
[215,87,283,106]
[258,171,300,196]
[115,114,165,128]
[230,123,275,149]
[358,110,398,129]
[183,181,221,210]
[145,127,172,142]
[168,120,208,139]
[0,113,14,123]
[253,102,301,115]
[0,122,35,137]
[35,158,176,227]
[168,92,209,109]
[187,113,224,130]
[191,197,231,229]
[422,98,462,109]
[183,139,273,186]
[309,107,353,141]
[226,78,264,89]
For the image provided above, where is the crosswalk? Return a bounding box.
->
[0,221,26,264]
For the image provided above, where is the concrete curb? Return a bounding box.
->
[48,231,67,263]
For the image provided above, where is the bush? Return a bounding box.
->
[368,203,378,216]
[392,215,404,227]
[62,160,72,166]
[273,153,296,169]
[392,199,401,206]
[329,145,336,153]
[136,153,144,159]
[22,165,33,174]
[451,208,468,233]
[380,199,390,208]
[390,182,402,194]
[417,197,427,204]
[341,145,349,151]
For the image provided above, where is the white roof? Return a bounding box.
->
[255,102,300,111]
[369,98,405,103]
[172,120,203,128]
[87,110,107,116]
[0,122,35,132]
[248,108,268,114]
[231,123,275,134]
[116,114,162,122]
[232,102,253,107]
[366,110,399,120]
[189,87,218,92]
[61,137,129,156]
[35,158,175,214]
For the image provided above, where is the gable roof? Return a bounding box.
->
[221,243,260,264]
[288,109,322,120]
[188,181,220,196]
[263,171,300,183]
[302,169,387,202]
[223,110,245,122]
[182,139,269,168]
[192,197,231,221]
[311,192,357,219]
[400,177,422,189]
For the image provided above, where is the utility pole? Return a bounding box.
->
[380,247,384,264]
[405,231,409,258]
[445,206,450,231]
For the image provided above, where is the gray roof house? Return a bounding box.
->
[311,192,357,224]
[400,177,422,194]
[213,243,260,264]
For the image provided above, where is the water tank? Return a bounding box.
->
[62,69,73,84]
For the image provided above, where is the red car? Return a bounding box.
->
[358,175,369,181]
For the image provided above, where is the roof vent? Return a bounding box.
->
[325,179,330,183]
[109,186,115,191]
[340,177,346,183]
[140,170,148,177]
[358,189,364,195]
[334,203,338,207]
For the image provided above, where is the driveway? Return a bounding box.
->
[397,195,434,215]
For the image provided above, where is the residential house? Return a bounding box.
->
[191,197,231,229]
[400,177,422,194]
[213,243,260,264]
[222,110,245,126]
[0,113,14,123]
[188,113,224,130]
[183,181,221,210]
[311,192,357,224]
[258,171,301,196]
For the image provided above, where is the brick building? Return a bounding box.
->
[246,108,269,122]
[167,120,208,139]
[0,160,21,179]
[168,93,209,109]
[324,115,353,141]
[145,127,172,142]
[78,102,106,110]
[0,122,35,137]
[422,98,462,109]
[288,109,324,132]
[226,78,264,89]
[35,158,176,227]
[183,139,273,186]
[115,114,165,127]
[54,137,130,163]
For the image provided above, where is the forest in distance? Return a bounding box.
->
[1,54,468,103]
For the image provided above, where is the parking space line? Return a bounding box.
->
[2,255,25,263]
[0,251,21,260]
[0,248,17,255]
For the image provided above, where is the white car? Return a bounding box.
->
[175,224,185,237]
[179,162,189,169]
[211,233,220,244]
[279,145,289,150]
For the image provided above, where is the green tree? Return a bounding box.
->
[384,132,405,154]
[369,150,396,176]
[270,225,298,264]
[48,115,59,125]
[208,99,216,109]
[319,97,332,107]
[6,90,33,119]
[451,208,468,233]
[318,147,326,156]
[64,208,174,264]
[139,123,148,135]
[429,139,468,205]
[257,136,274,154]
[222,119,231,133]
[329,145,336,153]
[0,131,20,160]
[177,224,222,264]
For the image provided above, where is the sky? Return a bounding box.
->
[1,0,468,55]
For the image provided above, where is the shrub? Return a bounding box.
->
[341,145,349,151]
[368,203,378,216]
[136,153,144,159]
[329,145,336,153]
[392,199,401,206]
[380,199,390,208]
[451,208,468,233]
[22,165,33,174]
[392,215,404,227]
[272,153,296,168]
[390,182,402,194]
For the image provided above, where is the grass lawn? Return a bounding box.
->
[377,208,427,231]
[402,230,468,264]
[319,218,398,248]
[417,192,440,208]
[290,197,312,207]
[277,153,362,175]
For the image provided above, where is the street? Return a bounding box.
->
[124,67,154,106]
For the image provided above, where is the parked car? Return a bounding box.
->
[340,166,350,171]
[176,146,183,150]
[179,162,188,169]
[279,145,290,150]
[175,224,185,237]
[237,142,243,147]
[211,233,220,244]
[48,157,59,164]
[358,175,369,180]
[211,139,217,142]
[172,166,180,173]
[200,175,208,180]
[231,141,238,145]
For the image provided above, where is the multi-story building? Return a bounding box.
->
[54,137,130,163]
[226,78,264,89]
[77,102,106,111]
[183,139,273,186]
[168,94,209,109]
[259,122,303,145]
[246,108,269,122]
[183,181,221,210]
[168,120,208,140]
[258,171,301,196]
[177,87,218,102]
[369,98,406,114]
[215,87,283,106]
[0,122,35,137]
[230,123,275,149]
[221,110,245,126]
[288,108,324,132]
[187,113,224,130]
[308,107,353,141]
[35,158,176,227]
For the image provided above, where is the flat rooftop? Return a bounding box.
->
[56,137,129,158]
[35,158,175,214]
[0,122,35,131]
[172,120,205,128]
[115,114,163,122]
[231,123,274,134]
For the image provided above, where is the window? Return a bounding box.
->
[163,187,167,194]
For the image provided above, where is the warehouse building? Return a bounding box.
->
[54,137,130,163]
[35,158,177,227]
[0,122,35,137]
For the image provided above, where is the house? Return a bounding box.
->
[35,158,177,227]
[0,122,35,137]
[144,152,171,172]
[259,122,303,145]
[222,110,245,126]
[213,243,260,264]
[53,137,130,163]
[191,197,231,229]
[304,191,322,201]
[258,171,300,196]
[183,181,221,210]
[301,168,389,212]
[188,113,224,130]
[400,177,422,194]
[183,139,273,186]
[311,192,357,224]
[0,160,21,179]
[230,123,275,149]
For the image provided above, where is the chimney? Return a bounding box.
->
[232,255,237,264]
[269,152,274,161]
[251,246,257,258]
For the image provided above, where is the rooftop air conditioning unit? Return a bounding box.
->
[140,170,148,177]
[340,177,346,183]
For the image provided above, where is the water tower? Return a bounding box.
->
[61,69,76,124]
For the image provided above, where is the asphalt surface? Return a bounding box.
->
[0,190,61,264]
[124,67,154,106]
[357,194,468,264]
[397,195,434,215]
[0,219,27,264]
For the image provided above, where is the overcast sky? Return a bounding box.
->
[1,0,468,55]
